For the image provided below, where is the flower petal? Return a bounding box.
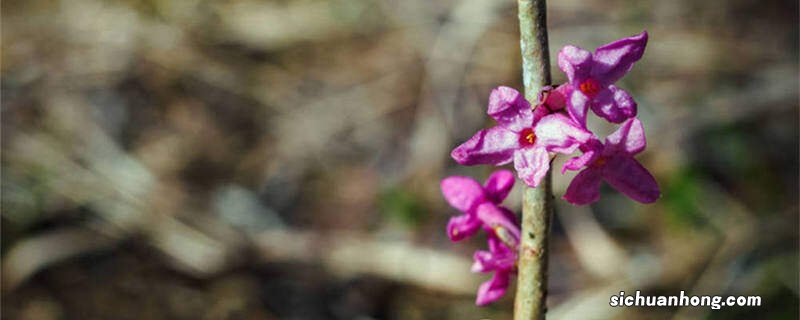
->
[562,139,603,173]
[476,271,511,306]
[446,213,481,241]
[590,85,637,123]
[483,170,515,204]
[476,203,520,246]
[563,149,599,173]
[542,83,572,111]
[567,90,590,126]
[605,117,646,155]
[471,250,495,273]
[531,102,551,124]
[441,176,486,212]
[471,248,516,273]
[487,86,533,132]
[534,113,593,154]
[563,168,603,205]
[497,206,519,228]
[513,147,551,188]
[451,126,519,166]
[601,156,660,203]
[484,231,517,258]
[487,233,503,253]
[591,31,648,85]
[470,250,517,273]
[558,45,593,86]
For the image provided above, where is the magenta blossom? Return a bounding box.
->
[441,170,521,305]
[562,118,660,205]
[558,31,648,125]
[451,86,592,187]
[441,170,520,243]
[471,233,517,305]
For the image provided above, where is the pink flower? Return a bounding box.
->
[441,170,521,305]
[558,31,648,125]
[471,234,517,305]
[441,170,520,243]
[562,118,660,205]
[451,86,592,187]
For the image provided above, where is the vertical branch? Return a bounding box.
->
[514,0,552,320]
[516,0,552,102]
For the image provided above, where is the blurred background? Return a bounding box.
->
[2,0,798,319]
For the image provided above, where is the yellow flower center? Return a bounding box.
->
[519,128,536,146]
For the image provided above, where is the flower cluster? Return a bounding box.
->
[442,32,660,306]
[441,170,520,305]
[450,31,659,205]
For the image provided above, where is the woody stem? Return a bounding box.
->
[513,0,553,320]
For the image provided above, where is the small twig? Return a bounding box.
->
[513,0,553,319]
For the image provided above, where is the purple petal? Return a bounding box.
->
[567,90,590,127]
[497,206,519,228]
[563,168,603,205]
[486,232,515,254]
[471,246,517,273]
[471,249,516,273]
[543,83,572,111]
[562,139,604,173]
[489,241,517,269]
[590,85,637,123]
[476,271,511,306]
[487,86,533,132]
[558,45,593,86]
[531,102,551,124]
[513,146,551,188]
[487,233,503,253]
[563,149,599,173]
[483,170,515,204]
[441,176,485,212]
[471,250,495,273]
[476,203,520,246]
[601,156,660,203]
[591,31,648,85]
[446,213,481,241]
[605,117,646,156]
[534,113,593,154]
[451,126,519,166]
